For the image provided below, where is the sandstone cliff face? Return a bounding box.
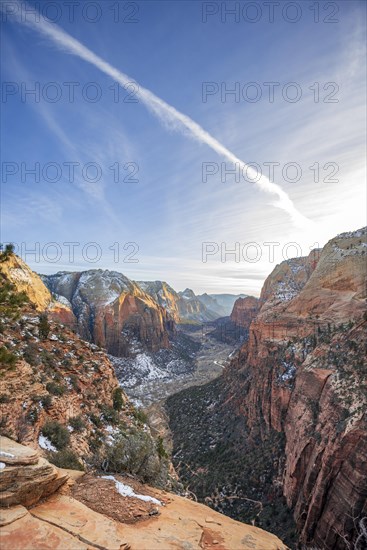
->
[42,270,173,355]
[0,254,52,311]
[0,438,288,550]
[224,227,367,548]
[137,280,181,322]
[230,296,260,330]
[0,254,76,328]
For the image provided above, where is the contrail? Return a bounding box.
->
[5,0,311,227]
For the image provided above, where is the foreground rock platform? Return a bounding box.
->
[0,438,288,550]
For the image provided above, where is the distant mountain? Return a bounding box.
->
[197,293,247,317]
[208,294,248,315]
[136,282,221,323]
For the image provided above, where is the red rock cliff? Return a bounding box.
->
[230,296,260,330]
[224,227,367,548]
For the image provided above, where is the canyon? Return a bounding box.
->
[1,226,366,549]
[0,251,285,549]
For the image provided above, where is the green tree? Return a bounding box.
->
[39,313,50,340]
[112,387,124,411]
[0,243,15,262]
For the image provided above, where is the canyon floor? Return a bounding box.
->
[112,325,234,408]
[111,325,235,448]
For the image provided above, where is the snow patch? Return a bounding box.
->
[101,475,161,505]
[0,451,15,458]
[0,462,6,469]
[38,435,57,452]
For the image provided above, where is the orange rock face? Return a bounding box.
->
[230,296,259,330]
[224,228,367,548]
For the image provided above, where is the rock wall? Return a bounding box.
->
[230,295,260,330]
[224,227,367,548]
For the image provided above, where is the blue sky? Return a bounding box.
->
[1,0,366,294]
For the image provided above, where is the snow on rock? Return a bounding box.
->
[101,475,162,505]
[54,294,72,308]
[0,462,6,469]
[0,451,15,458]
[38,435,57,452]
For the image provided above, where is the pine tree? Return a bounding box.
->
[39,313,50,340]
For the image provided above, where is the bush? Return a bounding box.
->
[23,343,41,367]
[106,429,163,483]
[0,243,15,261]
[26,407,39,424]
[0,276,29,321]
[69,415,86,432]
[100,404,119,425]
[112,387,124,411]
[156,436,168,459]
[0,346,18,369]
[47,449,84,471]
[46,381,66,396]
[132,407,148,424]
[90,413,103,428]
[42,420,70,450]
[41,394,53,409]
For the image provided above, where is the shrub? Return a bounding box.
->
[41,394,53,409]
[47,449,84,471]
[0,346,18,369]
[39,313,50,340]
[46,381,66,396]
[0,243,15,261]
[132,407,148,424]
[23,344,40,366]
[112,387,124,411]
[26,407,39,424]
[106,429,162,482]
[156,435,168,459]
[69,374,80,392]
[88,433,103,452]
[69,415,86,432]
[0,276,29,321]
[90,413,103,428]
[100,404,119,425]
[42,420,70,450]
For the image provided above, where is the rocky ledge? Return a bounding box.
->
[0,437,287,550]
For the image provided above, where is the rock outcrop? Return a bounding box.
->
[42,270,174,355]
[0,254,75,328]
[0,439,287,550]
[0,437,67,507]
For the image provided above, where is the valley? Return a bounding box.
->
[111,324,234,407]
